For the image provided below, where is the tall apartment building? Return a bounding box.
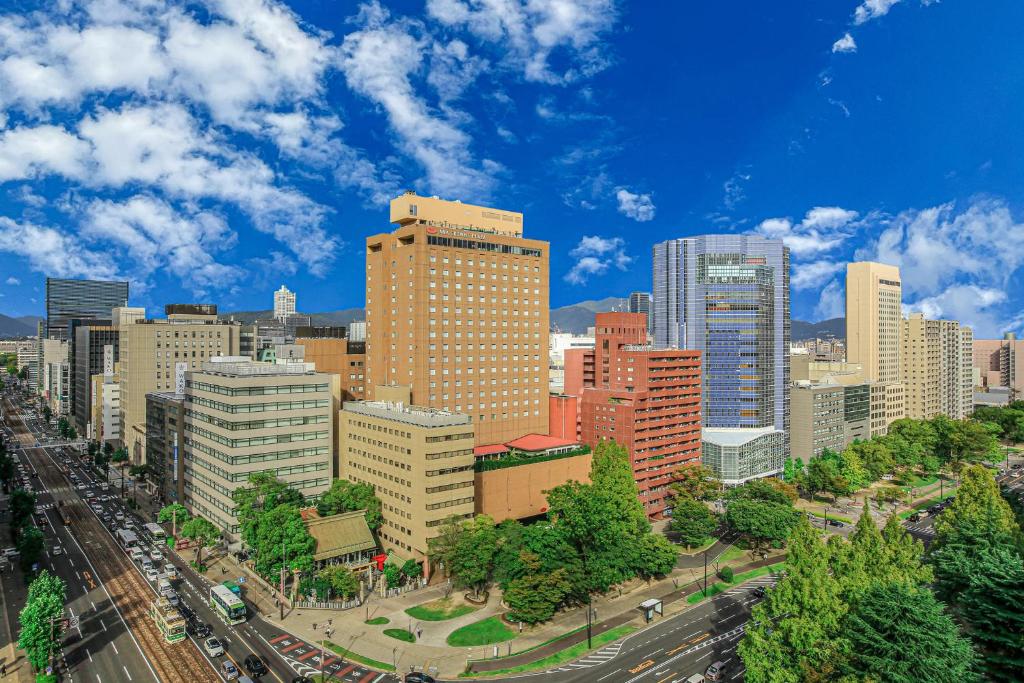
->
[974,333,1024,399]
[90,372,121,443]
[569,312,702,516]
[40,338,70,416]
[118,305,241,464]
[183,358,339,537]
[365,191,549,446]
[73,323,118,435]
[901,313,973,420]
[274,285,297,320]
[339,391,476,576]
[652,235,789,483]
[846,262,905,435]
[45,277,128,340]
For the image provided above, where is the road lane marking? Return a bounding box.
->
[122,666,132,680]
[86,648,92,662]
[629,660,655,674]
[111,643,118,655]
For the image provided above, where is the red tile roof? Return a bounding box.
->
[474,444,510,457]
[506,433,579,452]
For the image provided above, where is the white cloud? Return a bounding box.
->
[755,206,859,256]
[564,235,631,284]
[0,217,120,280]
[723,172,750,210]
[615,188,655,222]
[832,33,857,53]
[854,0,903,25]
[0,125,92,182]
[814,279,845,321]
[793,260,845,290]
[425,0,617,84]
[339,10,495,199]
[904,285,1008,337]
[5,277,20,285]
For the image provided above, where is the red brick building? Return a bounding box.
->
[565,312,702,517]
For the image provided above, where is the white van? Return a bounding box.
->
[157,578,172,594]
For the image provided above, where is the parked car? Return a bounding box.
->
[404,675,436,683]
[826,519,844,527]
[705,660,727,681]
[203,637,224,657]
[243,654,267,678]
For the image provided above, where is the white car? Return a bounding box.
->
[203,637,224,657]
[115,512,124,522]
[149,549,164,562]
[52,545,62,555]
[163,563,177,580]
[145,567,159,582]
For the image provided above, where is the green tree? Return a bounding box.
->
[953,544,1024,681]
[427,514,468,579]
[232,472,304,547]
[17,525,45,572]
[725,479,793,506]
[668,463,722,501]
[317,565,360,600]
[9,488,37,541]
[56,417,68,438]
[933,464,1020,547]
[635,534,677,580]
[110,447,128,468]
[102,441,114,457]
[0,450,15,490]
[180,517,221,571]
[838,446,869,492]
[782,456,803,484]
[589,440,650,536]
[315,479,383,530]
[739,519,846,682]
[42,406,52,423]
[17,366,27,380]
[382,561,402,589]
[725,499,799,556]
[157,503,190,527]
[448,514,499,598]
[18,570,66,673]
[248,504,314,582]
[400,558,423,582]
[670,497,719,548]
[504,551,571,624]
[491,519,527,588]
[805,453,842,500]
[841,582,976,683]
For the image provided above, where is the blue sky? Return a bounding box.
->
[1,0,1023,334]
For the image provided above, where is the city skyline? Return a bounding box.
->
[0,1,1022,338]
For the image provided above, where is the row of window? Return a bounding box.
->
[186,438,328,466]
[186,423,327,448]
[187,409,328,432]
[190,396,329,414]
[187,380,328,396]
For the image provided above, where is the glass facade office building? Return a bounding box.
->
[46,278,129,340]
[653,235,790,481]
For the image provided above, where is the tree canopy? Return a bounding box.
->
[315,478,383,530]
[18,570,66,672]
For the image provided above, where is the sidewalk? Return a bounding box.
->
[0,514,36,683]
[198,541,785,679]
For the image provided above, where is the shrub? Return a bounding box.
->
[719,565,734,583]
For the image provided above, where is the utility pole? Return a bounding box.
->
[279,537,286,620]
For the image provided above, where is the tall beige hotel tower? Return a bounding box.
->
[365,192,550,446]
[845,262,905,435]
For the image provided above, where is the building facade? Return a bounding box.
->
[628,291,653,333]
[790,381,871,462]
[567,312,703,516]
[146,392,186,505]
[183,358,338,537]
[653,235,789,483]
[902,313,974,420]
[274,285,297,321]
[118,306,241,465]
[45,278,128,340]
[846,262,905,435]
[973,333,1024,399]
[365,191,549,446]
[295,333,366,401]
[701,427,787,487]
[73,324,118,435]
[90,373,121,443]
[339,395,476,576]
[41,338,70,417]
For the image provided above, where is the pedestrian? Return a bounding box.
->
[2,661,7,677]
[312,622,317,631]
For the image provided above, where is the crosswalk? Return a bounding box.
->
[903,523,936,537]
[535,641,626,674]
[723,576,777,596]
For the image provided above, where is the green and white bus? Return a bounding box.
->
[210,584,247,625]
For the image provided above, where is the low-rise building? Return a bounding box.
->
[183,357,338,538]
[790,380,871,462]
[701,427,786,487]
[338,390,475,577]
[301,508,379,574]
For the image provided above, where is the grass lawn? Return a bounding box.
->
[462,625,637,677]
[324,641,397,671]
[804,509,854,524]
[686,563,785,604]
[717,545,747,564]
[900,474,939,489]
[898,491,956,520]
[405,598,478,621]
[365,616,390,625]
[383,628,416,643]
[447,616,517,647]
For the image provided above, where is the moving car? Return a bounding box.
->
[52,545,62,555]
[203,637,224,657]
[405,674,436,683]
[130,549,145,562]
[163,563,177,580]
[150,549,164,562]
[685,676,706,683]
[145,567,160,582]
[752,586,767,598]
[221,661,240,680]
[243,654,267,678]
[705,661,727,681]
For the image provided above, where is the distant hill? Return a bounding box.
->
[0,314,38,338]
[551,297,628,334]
[793,318,845,340]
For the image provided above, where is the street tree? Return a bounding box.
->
[248,504,314,582]
[17,525,44,572]
[669,497,719,548]
[725,479,793,506]
[841,582,976,683]
[9,488,37,541]
[157,503,190,535]
[427,514,466,579]
[724,499,799,557]
[954,544,1024,681]
[317,565,360,600]
[634,533,678,580]
[448,514,499,599]
[668,463,723,501]
[805,453,842,500]
[504,551,571,624]
[18,570,66,673]
[933,464,1019,547]
[315,479,383,530]
[180,517,221,572]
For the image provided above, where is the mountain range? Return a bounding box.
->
[0,314,43,338]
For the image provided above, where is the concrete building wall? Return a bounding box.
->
[475,453,592,522]
[791,383,848,463]
[294,337,366,401]
[365,192,549,447]
[902,313,973,420]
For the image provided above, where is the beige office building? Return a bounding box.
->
[974,333,1024,399]
[339,388,476,575]
[118,305,241,465]
[365,191,550,447]
[183,358,339,538]
[901,313,973,420]
[846,262,905,435]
